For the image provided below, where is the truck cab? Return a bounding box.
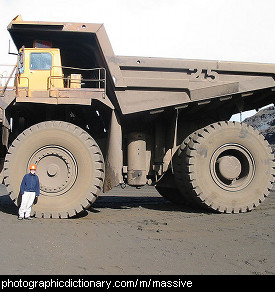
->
[17,47,64,97]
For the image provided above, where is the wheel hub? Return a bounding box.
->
[210,143,255,192]
[28,146,78,196]
[217,155,241,180]
[47,164,59,177]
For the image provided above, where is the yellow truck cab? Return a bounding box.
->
[17,47,64,96]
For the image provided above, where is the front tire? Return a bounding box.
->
[4,121,104,218]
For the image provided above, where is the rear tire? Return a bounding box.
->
[155,169,187,204]
[155,186,186,205]
[174,121,275,213]
[4,121,104,218]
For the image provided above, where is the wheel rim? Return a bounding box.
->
[210,143,255,192]
[28,145,78,197]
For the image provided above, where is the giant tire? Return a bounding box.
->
[173,133,199,206]
[4,121,104,218]
[155,169,188,204]
[155,186,186,205]
[174,121,275,213]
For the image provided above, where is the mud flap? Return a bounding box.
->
[103,110,123,192]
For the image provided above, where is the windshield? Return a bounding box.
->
[30,53,52,70]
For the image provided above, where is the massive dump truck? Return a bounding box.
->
[0,15,274,218]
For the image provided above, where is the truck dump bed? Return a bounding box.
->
[115,56,275,114]
[8,15,275,117]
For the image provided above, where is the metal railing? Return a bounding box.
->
[1,64,107,97]
[48,66,106,93]
[0,64,17,96]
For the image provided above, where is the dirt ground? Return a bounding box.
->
[0,184,274,275]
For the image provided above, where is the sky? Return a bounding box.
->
[0,0,274,120]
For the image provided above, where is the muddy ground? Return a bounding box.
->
[0,184,274,275]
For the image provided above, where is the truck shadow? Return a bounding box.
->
[89,186,213,214]
[90,195,211,214]
[0,191,212,219]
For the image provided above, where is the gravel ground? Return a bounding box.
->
[0,184,274,275]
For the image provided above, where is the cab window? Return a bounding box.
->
[30,53,52,70]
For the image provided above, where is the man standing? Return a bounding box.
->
[18,164,40,220]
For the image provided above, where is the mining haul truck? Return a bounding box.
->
[0,15,274,218]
